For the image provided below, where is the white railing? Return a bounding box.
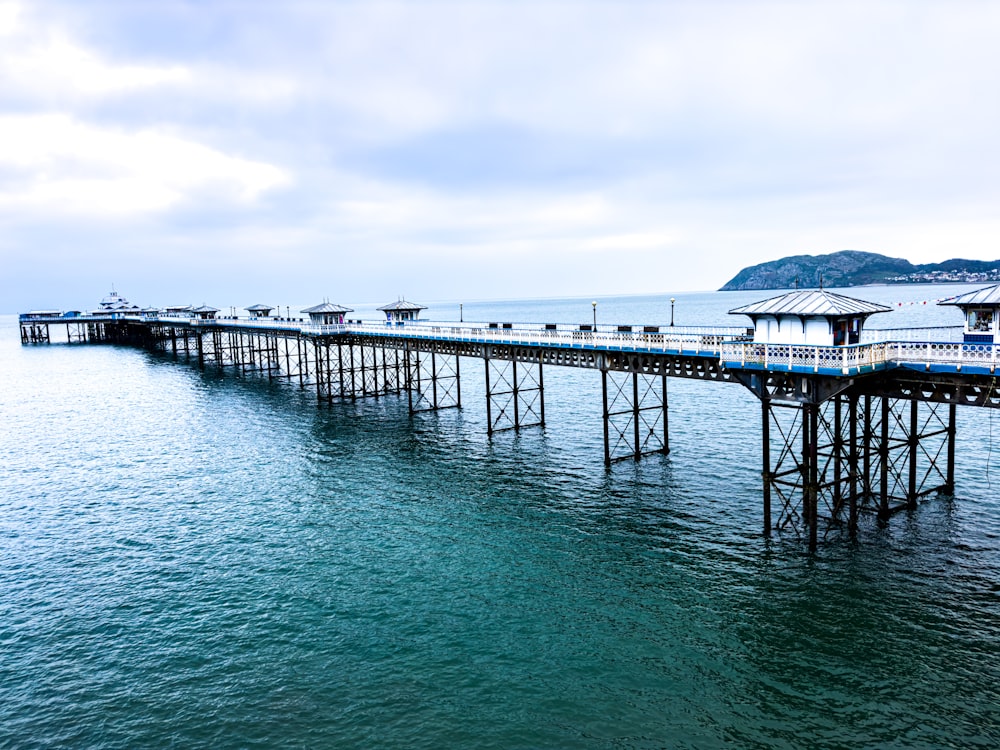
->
[204,317,312,331]
[344,321,747,355]
[861,326,964,343]
[720,342,892,373]
[887,340,1000,369]
[22,312,1000,373]
[720,339,1000,373]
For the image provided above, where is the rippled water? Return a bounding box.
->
[2,287,999,748]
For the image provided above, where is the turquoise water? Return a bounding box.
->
[2,287,999,748]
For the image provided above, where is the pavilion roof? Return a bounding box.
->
[729,290,892,318]
[378,299,426,312]
[938,284,1000,307]
[301,302,353,314]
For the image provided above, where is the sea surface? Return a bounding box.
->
[2,285,999,749]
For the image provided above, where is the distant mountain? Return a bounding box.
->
[719,250,1000,291]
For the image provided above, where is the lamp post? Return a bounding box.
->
[460,303,463,323]
[592,300,597,331]
[286,305,290,320]
[670,297,675,327]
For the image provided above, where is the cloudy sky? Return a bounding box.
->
[2,0,999,313]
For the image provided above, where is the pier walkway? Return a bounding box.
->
[19,307,1000,550]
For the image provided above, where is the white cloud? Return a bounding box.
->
[0,2,189,99]
[0,114,291,215]
[0,1,19,36]
[9,33,190,96]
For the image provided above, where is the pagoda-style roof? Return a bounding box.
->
[246,303,274,312]
[301,302,353,314]
[191,305,220,313]
[730,290,892,319]
[938,284,1000,307]
[378,299,426,312]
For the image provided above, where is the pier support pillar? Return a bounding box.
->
[762,395,771,536]
[945,403,957,495]
[484,350,544,435]
[600,359,669,465]
[758,387,956,546]
[406,344,460,413]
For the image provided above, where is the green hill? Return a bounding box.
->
[719,250,1000,291]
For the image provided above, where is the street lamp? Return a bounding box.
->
[460,303,463,323]
[670,298,675,327]
[592,300,597,331]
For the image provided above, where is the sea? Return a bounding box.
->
[1,284,998,749]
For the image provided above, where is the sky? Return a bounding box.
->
[2,0,1000,313]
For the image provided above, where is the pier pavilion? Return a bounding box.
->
[246,304,275,318]
[939,284,1000,343]
[20,287,1000,551]
[729,289,892,346]
[379,299,427,325]
[302,302,352,326]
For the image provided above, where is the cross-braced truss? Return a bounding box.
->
[357,343,403,398]
[762,392,955,550]
[484,356,544,434]
[601,369,668,465]
[406,347,461,413]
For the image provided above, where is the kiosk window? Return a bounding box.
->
[970,309,994,332]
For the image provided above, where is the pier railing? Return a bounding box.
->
[861,326,964,343]
[720,339,1000,375]
[19,312,1000,374]
[720,342,891,374]
[335,321,750,354]
[887,340,1000,371]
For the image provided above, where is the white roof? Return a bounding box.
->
[938,284,1000,307]
[301,302,353,314]
[378,299,426,312]
[730,290,892,318]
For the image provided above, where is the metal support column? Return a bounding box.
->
[762,396,771,536]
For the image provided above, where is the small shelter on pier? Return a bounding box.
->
[164,305,193,317]
[25,310,64,319]
[730,289,891,346]
[191,305,219,320]
[302,301,352,325]
[92,290,140,317]
[939,284,1000,343]
[246,304,275,318]
[378,299,426,325]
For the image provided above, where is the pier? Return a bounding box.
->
[20,288,1000,551]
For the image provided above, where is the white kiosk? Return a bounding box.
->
[246,304,275,318]
[938,284,1000,343]
[191,305,219,320]
[301,302,352,325]
[730,290,891,346]
[378,299,426,325]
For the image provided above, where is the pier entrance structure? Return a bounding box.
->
[20,287,1000,549]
